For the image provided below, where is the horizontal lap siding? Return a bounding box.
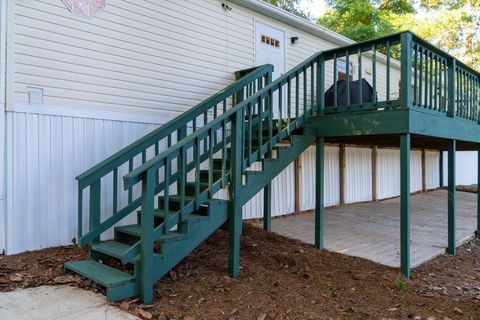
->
[11,0,254,115]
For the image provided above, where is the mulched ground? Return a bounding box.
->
[457,184,478,194]
[1,223,480,320]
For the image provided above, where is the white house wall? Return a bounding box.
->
[242,162,295,219]
[442,151,478,186]
[5,111,159,254]
[1,0,462,254]
[299,145,340,211]
[426,151,440,190]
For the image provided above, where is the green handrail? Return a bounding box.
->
[77,64,273,246]
[118,51,324,263]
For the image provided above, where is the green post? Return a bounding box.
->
[447,58,456,118]
[315,136,325,249]
[89,180,101,244]
[448,140,456,255]
[139,168,155,304]
[439,150,444,188]
[317,54,325,113]
[478,149,480,239]
[228,109,243,278]
[477,150,480,239]
[263,184,272,232]
[400,134,411,278]
[400,32,413,109]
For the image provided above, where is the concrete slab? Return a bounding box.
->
[257,190,478,268]
[0,285,139,320]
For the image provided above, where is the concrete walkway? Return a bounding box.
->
[0,286,139,320]
[258,190,477,267]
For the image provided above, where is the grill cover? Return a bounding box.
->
[325,79,375,107]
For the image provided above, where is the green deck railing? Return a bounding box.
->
[76,64,273,247]
[321,32,480,123]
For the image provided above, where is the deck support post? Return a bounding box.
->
[400,133,411,278]
[339,144,346,205]
[263,183,272,231]
[139,169,155,304]
[477,149,480,239]
[228,110,243,278]
[372,146,378,201]
[447,140,456,255]
[439,151,444,188]
[315,136,325,249]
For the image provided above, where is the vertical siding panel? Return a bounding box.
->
[345,147,372,203]
[426,151,440,189]
[300,145,339,211]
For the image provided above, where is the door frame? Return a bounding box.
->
[253,19,287,76]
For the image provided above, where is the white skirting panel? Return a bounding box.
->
[442,151,478,186]
[299,145,340,211]
[5,111,160,254]
[345,147,372,203]
[242,162,295,219]
[425,151,440,190]
[377,149,433,200]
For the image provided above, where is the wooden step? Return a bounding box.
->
[91,241,134,261]
[65,260,135,288]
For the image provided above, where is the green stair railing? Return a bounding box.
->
[76,64,273,247]
[120,52,323,299]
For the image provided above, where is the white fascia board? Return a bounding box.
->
[228,0,355,47]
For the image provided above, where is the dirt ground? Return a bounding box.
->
[1,224,480,320]
[457,185,478,194]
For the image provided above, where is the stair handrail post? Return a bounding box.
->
[89,179,101,244]
[447,57,456,118]
[317,53,325,113]
[400,32,413,110]
[228,107,244,278]
[139,167,156,304]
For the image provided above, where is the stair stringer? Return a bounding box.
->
[150,200,228,283]
[238,130,317,206]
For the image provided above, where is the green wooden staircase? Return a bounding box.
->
[64,31,480,302]
[64,55,322,303]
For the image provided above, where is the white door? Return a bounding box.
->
[255,21,286,118]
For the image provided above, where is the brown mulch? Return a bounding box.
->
[1,224,480,320]
[457,184,478,194]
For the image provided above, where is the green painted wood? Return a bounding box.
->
[400,133,411,278]
[315,136,325,249]
[448,140,456,256]
[139,168,155,304]
[89,180,101,245]
[439,150,444,188]
[228,110,243,278]
[448,58,456,118]
[64,260,135,288]
[400,33,413,110]
[263,183,272,232]
[478,149,480,239]
[91,241,133,261]
[69,31,480,304]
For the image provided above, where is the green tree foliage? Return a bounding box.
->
[318,0,480,69]
[263,0,312,19]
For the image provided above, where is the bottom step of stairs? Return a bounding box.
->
[64,260,138,301]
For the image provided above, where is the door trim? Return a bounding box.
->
[253,19,287,74]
